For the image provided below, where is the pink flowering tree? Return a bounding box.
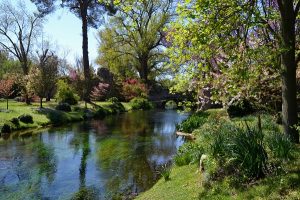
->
[122,79,148,101]
[0,79,15,109]
[90,83,110,101]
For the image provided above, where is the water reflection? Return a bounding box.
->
[0,110,188,199]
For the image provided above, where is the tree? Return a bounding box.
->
[97,0,173,85]
[0,52,22,79]
[277,0,300,143]
[35,43,59,102]
[0,1,43,75]
[31,0,116,103]
[27,50,59,108]
[168,0,299,142]
[0,79,15,110]
[0,1,44,104]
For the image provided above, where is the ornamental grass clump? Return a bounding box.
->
[228,122,268,179]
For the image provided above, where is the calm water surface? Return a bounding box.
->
[0,110,188,199]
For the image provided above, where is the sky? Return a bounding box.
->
[22,0,101,66]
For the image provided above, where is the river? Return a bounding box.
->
[0,110,188,199]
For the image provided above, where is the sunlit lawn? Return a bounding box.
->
[0,99,132,129]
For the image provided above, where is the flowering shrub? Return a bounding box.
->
[122,79,148,101]
[90,83,110,101]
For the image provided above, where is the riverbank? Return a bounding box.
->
[137,109,300,199]
[0,99,132,138]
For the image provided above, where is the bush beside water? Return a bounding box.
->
[18,114,34,124]
[55,103,71,112]
[175,111,296,183]
[130,97,153,110]
[177,112,209,133]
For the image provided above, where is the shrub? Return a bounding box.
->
[55,103,71,112]
[177,112,209,133]
[1,123,11,134]
[18,114,33,124]
[267,132,295,161]
[55,80,79,105]
[130,97,153,110]
[90,82,109,101]
[10,117,20,127]
[107,97,119,103]
[108,101,125,114]
[94,106,108,119]
[165,100,177,110]
[227,99,255,118]
[122,79,148,101]
[174,143,204,166]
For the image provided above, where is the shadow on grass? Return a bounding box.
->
[198,164,300,200]
[38,108,83,126]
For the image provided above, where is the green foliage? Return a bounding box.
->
[18,114,33,124]
[157,164,172,181]
[1,123,11,134]
[227,99,255,118]
[55,80,79,105]
[94,106,108,119]
[168,0,281,108]
[267,132,295,161]
[178,101,195,112]
[165,100,177,110]
[55,103,71,112]
[174,143,203,166]
[10,117,19,127]
[106,97,119,103]
[97,1,172,83]
[229,125,268,179]
[130,97,153,110]
[108,101,125,114]
[177,112,209,133]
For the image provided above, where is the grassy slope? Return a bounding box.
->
[137,109,300,200]
[137,165,200,200]
[0,99,132,133]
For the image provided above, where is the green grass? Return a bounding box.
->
[137,109,300,200]
[136,165,200,200]
[0,99,132,134]
[0,100,50,127]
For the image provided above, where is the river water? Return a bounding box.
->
[0,110,188,199]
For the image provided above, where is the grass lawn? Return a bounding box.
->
[0,100,50,127]
[137,165,200,200]
[0,99,132,134]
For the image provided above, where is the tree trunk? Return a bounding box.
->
[139,57,149,86]
[279,0,299,143]
[40,97,43,108]
[81,2,91,103]
[22,61,31,105]
[6,98,8,110]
